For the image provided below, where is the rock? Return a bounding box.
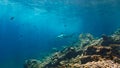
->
[78,33,94,48]
[84,45,112,56]
[80,55,102,64]
[24,29,120,68]
[24,59,40,68]
[101,34,114,46]
[114,28,120,35]
[74,60,120,68]
[110,45,120,58]
[43,47,83,68]
[101,29,120,46]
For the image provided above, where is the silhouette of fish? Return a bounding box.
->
[10,17,15,20]
[56,33,75,39]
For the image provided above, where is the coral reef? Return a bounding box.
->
[24,59,40,68]
[24,29,120,68]
[71,60,120,68]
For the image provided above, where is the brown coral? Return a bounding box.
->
[24,29,120,68]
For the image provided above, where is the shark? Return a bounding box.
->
[56,33,75,39]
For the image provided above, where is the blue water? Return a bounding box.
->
[0,0,120,68]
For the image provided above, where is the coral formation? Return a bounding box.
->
[24,29,120,68]
[72,60,120,68]
[24,59,40,68]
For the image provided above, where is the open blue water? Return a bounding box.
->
[0,0,120,68]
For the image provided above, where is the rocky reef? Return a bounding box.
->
[24,29,120,68]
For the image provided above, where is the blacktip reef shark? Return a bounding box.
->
[56,33,75,39]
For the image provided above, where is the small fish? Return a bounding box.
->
[10,17,15,20]
[64,24,67,27]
